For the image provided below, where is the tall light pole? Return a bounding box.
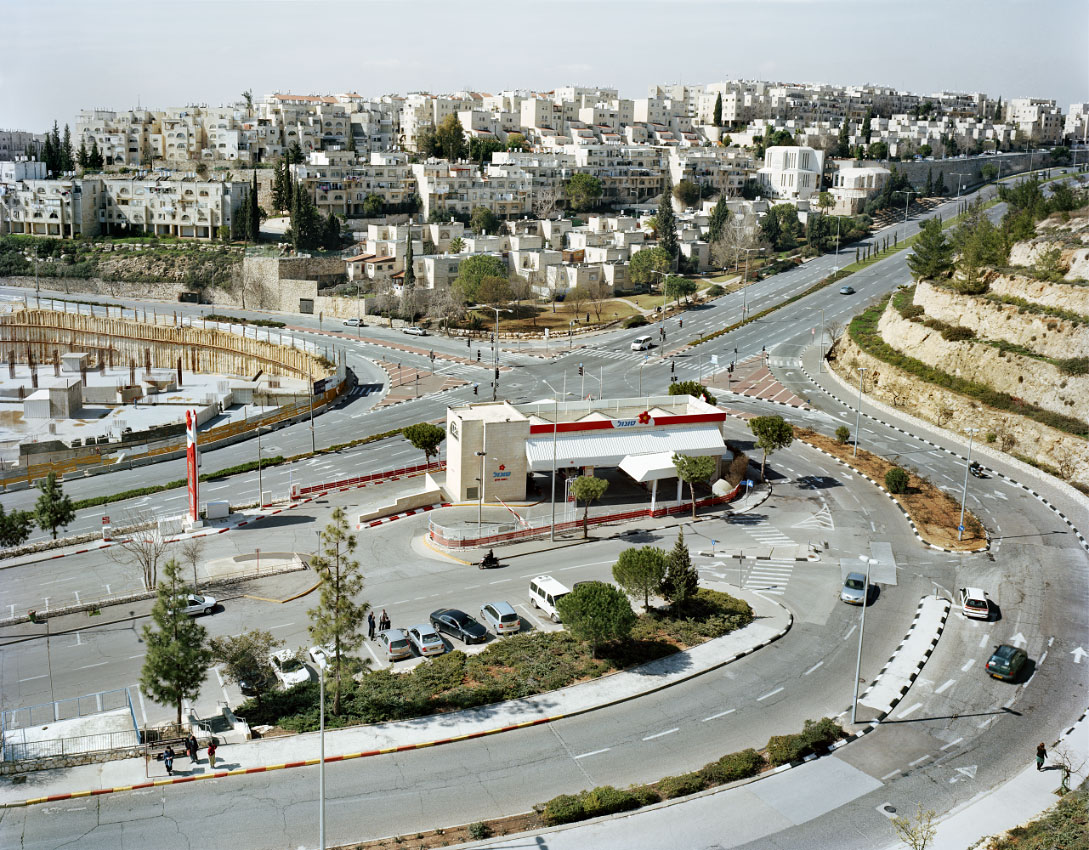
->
[818,307,826,373]
[476,425,487,528]
[315,653,326,850]
[952,172,970,201]
[895,190,919,223]
[851,555,876,724]
[638,355,648,396]
[487,306,512,402]
[958,427,980,541]
[740,247,761,318]
[853,367,867,457]
[256,425,265,507]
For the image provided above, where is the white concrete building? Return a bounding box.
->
[757,146,824,202]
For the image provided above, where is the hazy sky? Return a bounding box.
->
[4,0,1086,131]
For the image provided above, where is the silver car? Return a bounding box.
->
[479,601,521,637]
[407,624,446,658]
[840,572,867,605]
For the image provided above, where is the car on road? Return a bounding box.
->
[839,285,856,295]
[342,318,362,327]
[407,624,446,657]
[402,326,428,336]
[969,462,987,479]
[529,575,571,623]
[376,628,413,662]
[958,587,991,620]
[173,593,217,616]
[631,335,653,351]
[840,572,867,605]
[986,644,1027,681]
[430,608,489,645]
[269,649,310,688]
[479,601,521,637]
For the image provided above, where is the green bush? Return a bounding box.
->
[835,425,850,444]
[985,432,997,443]
[766,717,845,766]
[706,284,726,296]
[542,794,585,825]
[1058,357,1089,376]
[898,304,925,319]
[941,325,976,341]
[658,772,706,799]
[628,785,661,807]
[580,785,640,818]
[703,748,766,785]
[623,315,649,328]
[468,822,490,840]
[885,467,910,493]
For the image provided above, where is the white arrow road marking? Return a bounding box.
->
[1009,632,1027,648]
[1071,647,1087,664]
[949,765,978,783]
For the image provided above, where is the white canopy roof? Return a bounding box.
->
[619,452,678,483]
[525,424,726,472]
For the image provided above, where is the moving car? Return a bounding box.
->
[986,644,1027,681]
[407,624,446,658]
[173,593,216,616]
[839,285,856,295]
[840,572,867,605]
[342,318,362,327]
[376,629,413,662]
[969,462,987,479]
[269,649,310,688]
[402,326,428,336]
[958,587,990,620]
[479,601,521,637]
[631,335,653,351]
[430,608,489,645]
[529,575,571,623]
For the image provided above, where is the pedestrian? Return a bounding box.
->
[186,733,198,763]
[163,745,175,776]
[368,610,376,640]
[207,740,217,770]
[1036,742,1047,771]
[380,610,390,631]
[466,338,470,349]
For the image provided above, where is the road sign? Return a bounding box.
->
[711,355,718,365]
[742,479,754,487]
[102,516,110,525]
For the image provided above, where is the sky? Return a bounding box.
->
[3,0,1086,132]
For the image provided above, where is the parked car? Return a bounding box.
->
[840,572,867,605]
[430,608,488,645]
[376,628,413,662]
[986,644,1027,681]
[343,318,362,327]
[839,285,856,295]
[479,601,521,637]
[402,326,428,336]
[529,575,571,623]
[958,587,990,620]
[269,649,310,688]
[407,624,446,657]
[307,643,335,670]
[173,593,217,616]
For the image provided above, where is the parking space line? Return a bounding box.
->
[896,703,922,719]
[909,754,931,767]
[960,659,975,672]
[78,661,108,670]
[803,661,823,676]
[934,679,956,694]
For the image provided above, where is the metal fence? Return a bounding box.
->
[3,728,140,762]
[1,687,139,763]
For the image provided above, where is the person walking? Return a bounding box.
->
[163,745,175,776]
[1036,742,1047,770]
[379,610,390,631]
[186,734,198,763]
[207,740,218,770]
[367,611,376,640]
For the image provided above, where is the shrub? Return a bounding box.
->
[706,284,726,296]
[885,467,910,494]
[941,325,976,341]
[658,772,706,799]
[702,748,766,786]
[628,785,661,807]
[623,315,649,328]
[542,794,584,825]
[1058,357,1089,376]
[766,718,844,766]
[580,785,640,818]
[835,425,850,444]
[899,304,925,319]
[985,432,997,443]
[468,822,490,840]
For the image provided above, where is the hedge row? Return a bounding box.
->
[848,296,1088,438]
[540,719,845,826]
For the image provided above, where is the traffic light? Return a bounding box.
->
[494,367,499,380]
[473,384,478,395]
[578,364,583,376]
[429,350,435,361]
[670,360,675,374]
[476,351,481,361]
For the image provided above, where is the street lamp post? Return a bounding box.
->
[740,247,761,318]
[851,555,876,724]
[487,306,512,401]
[318,660,326,850]
[476,429,487,529]
[958,427,981,541]
[952,172,970,201]
[853,367,867,457]
[818,307,826,373]
[256,425,265,507]
[895,190,919,223]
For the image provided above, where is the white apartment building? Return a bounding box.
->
[0,130,45,162]
[1006,98,1064,144]
[829,165,890,214]
[0,168,100,238]
[1064,104,1089,143]
[757,146,824,202]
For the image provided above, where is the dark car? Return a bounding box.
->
[969,462,987,479]
[429,608,488,645]
[986,644,1027,681]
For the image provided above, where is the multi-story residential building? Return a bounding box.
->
[829,165,890,214]
[294,151,416,218]
[757,146,824,202]
[0,167,100,238]
[1064,104,1089,144]
[1006,98,1064,144]
[0,130,45,162]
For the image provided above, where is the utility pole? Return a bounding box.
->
[853,367,867,457]
[895,190,919,223]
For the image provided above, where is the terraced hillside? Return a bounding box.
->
[830,178,1089,490]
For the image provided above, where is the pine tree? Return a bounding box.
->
[323,210,341,249]
[77,139,88,170]
[140,559,212,725]
[34,472,75,540]
[41,133,55,175]
[934,170,946,196]
[248,172,260,240]
[836,117,850,158]
[657,169,679,260]
[61,124,73,172]
[271,159,287,212]
[660,528,699,608]
[707,194,730,244]
[861,108,873,144]
[906,217,954,281]
[235,189,250,241]
[713,92,723,128]
[403,227,416,288]
[90,139,104,169]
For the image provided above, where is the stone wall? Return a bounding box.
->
[988,275,1089,316]
[914,280,1089,359]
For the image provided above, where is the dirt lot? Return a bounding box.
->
[795,426,986,551]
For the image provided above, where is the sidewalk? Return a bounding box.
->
[0,582,791,807]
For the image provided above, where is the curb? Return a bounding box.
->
[356,503,451,530]
[0,589,793,808]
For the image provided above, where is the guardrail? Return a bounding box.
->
[296,460,445,497]
[3,728,140,763]
[428,485,742,549]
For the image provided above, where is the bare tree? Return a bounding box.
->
[533,185,560,221]
[177,536,205,590]
[427,286,467,334]
[711,215,763,271]
[1048,741,1086,795]
[587,278,611,323]
[891,804,937,850]
[824,319,843,342]
[111,513,174,591]
[567,285,590,321]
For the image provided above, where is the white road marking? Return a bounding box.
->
[269,622,295,630]
[896,703,922,719]
[977,717,995,729]
[702,709,735,722]
[78,661,108,670]
[881,769,900,781]
[574,748,610,760]
[129,653,145,660]
[909,754,931,767]
[643,728,679,741]
[804,661,823,676]
[362,641,382,666]
[934,679,956,695]
[941,737,964,751]
[757,687,784,701]
[844,624,857,640]
[960,659,976,672]
[18,674,48,683]
[978,633,991,648]
[516,604,544,629]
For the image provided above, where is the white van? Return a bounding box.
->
[529,575,571,623]
[631,335,653,351]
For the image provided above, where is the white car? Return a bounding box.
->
[343,318,362,327]
[307,644,335,670]
[406,624,446,658]
[631,335,653,351]
[173,593,216,616]
[402,326,428,336]
[958,587,990,620]
[269,649,311,688]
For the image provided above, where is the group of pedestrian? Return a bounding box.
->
[162,737,218,776]
[367,609,392,639]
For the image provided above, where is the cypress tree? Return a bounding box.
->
[62,124,73,172]
[657,168,679,260]
[89,139,103,169]
[41,134,55,175]
[925,169,933,196]
[707,194,730,244]
[861,108,873,144]
[77,139,88,170]
[713,93,722,128]
[403,227,416,288]
[248,172,260,240]
[934,171,946,196]
[835,117,850,158]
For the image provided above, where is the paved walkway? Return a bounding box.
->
[706,354,809,410]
